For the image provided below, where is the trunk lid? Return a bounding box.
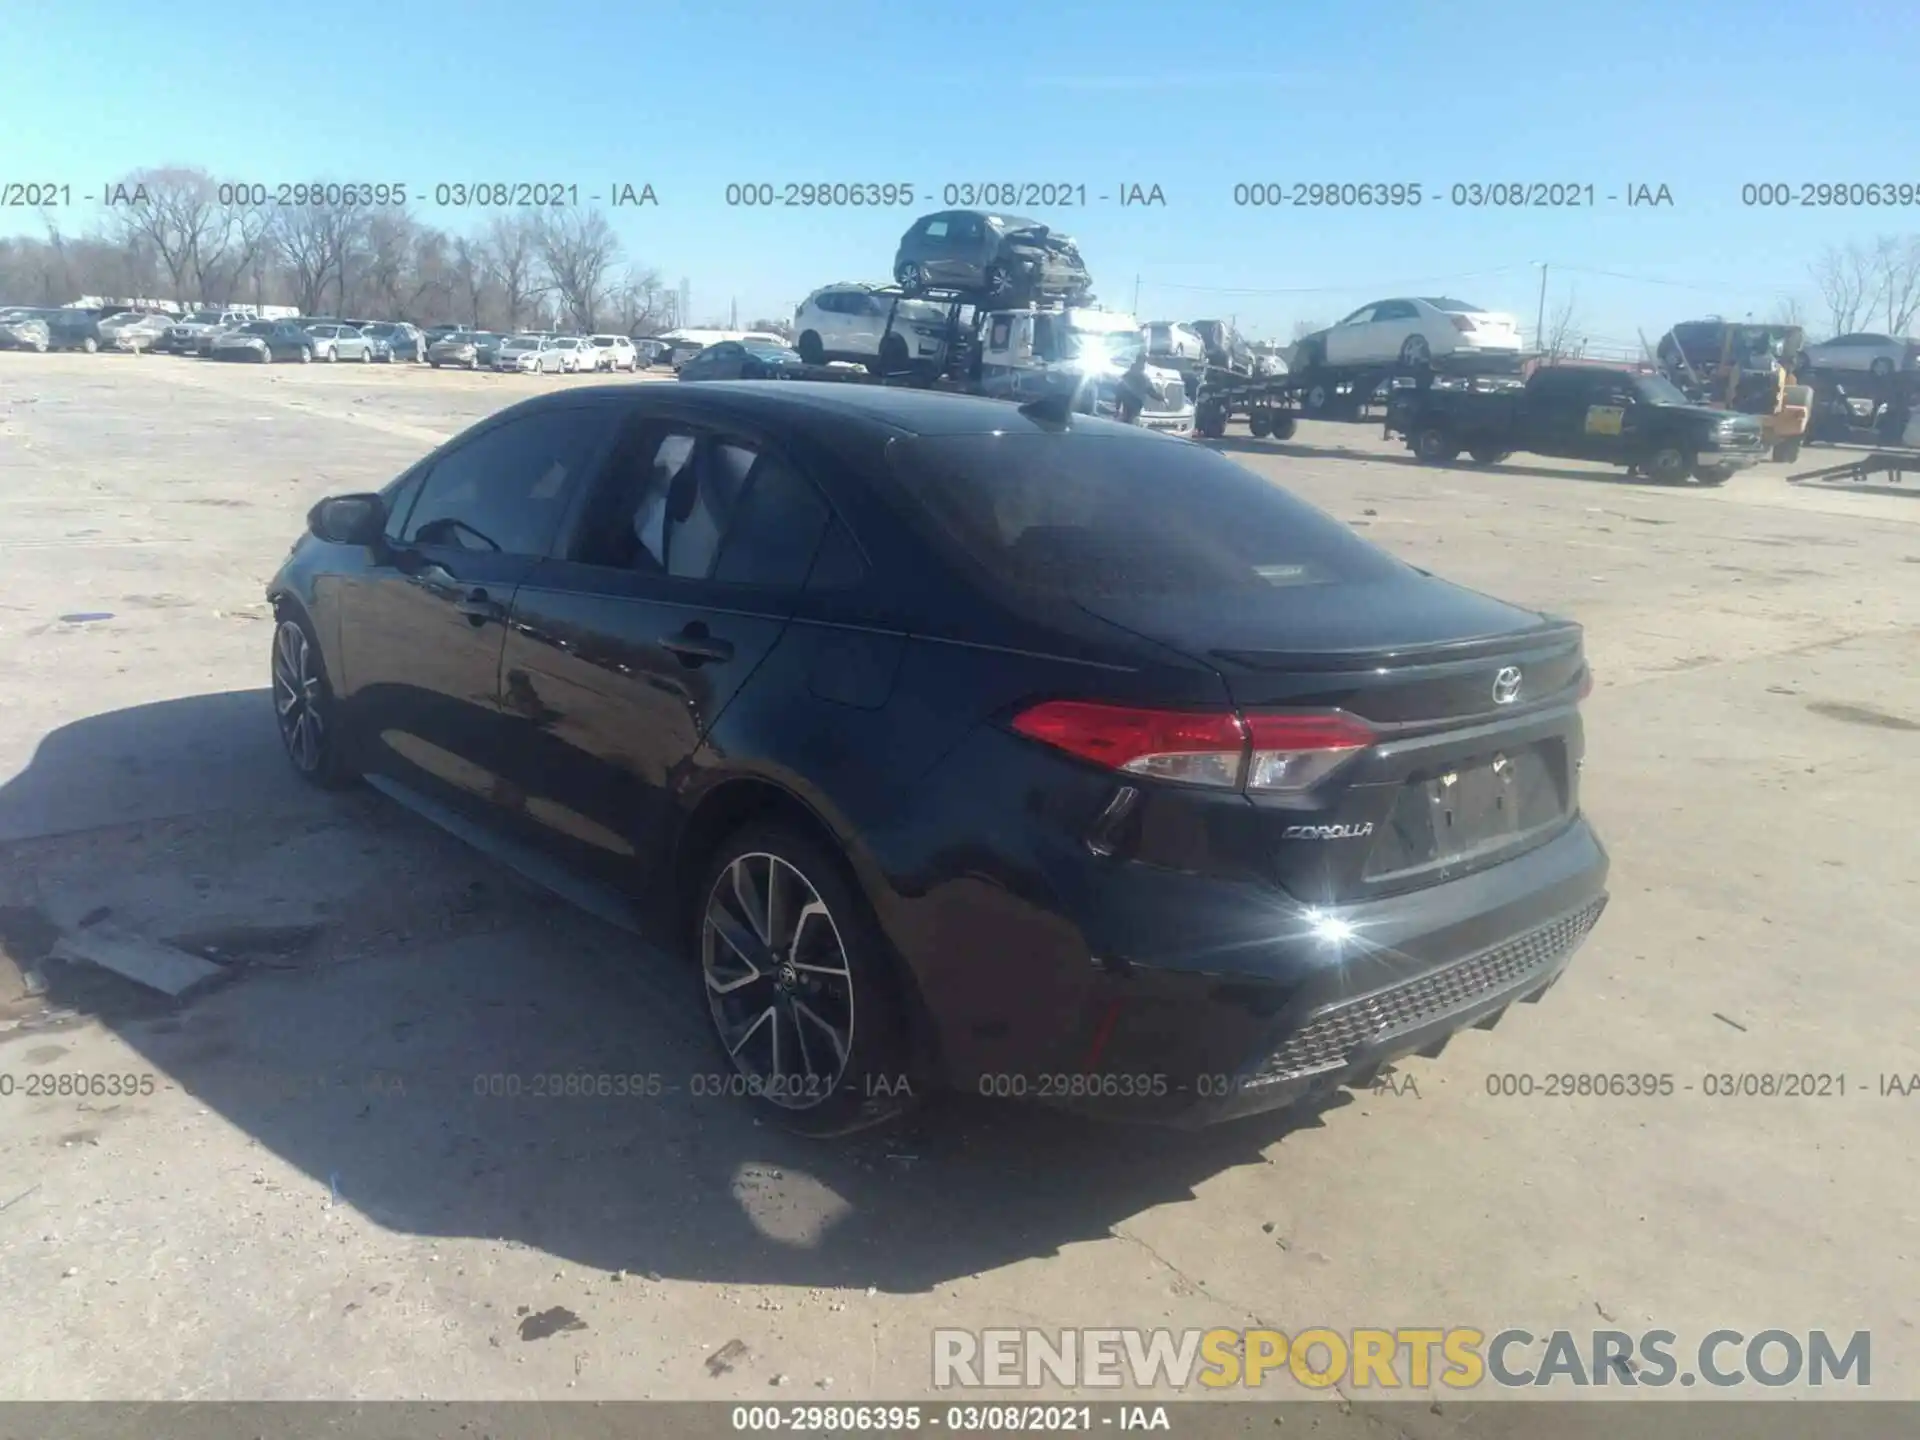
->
[1074,576,1589,900]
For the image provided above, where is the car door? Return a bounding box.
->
[1568,373,1636,460]
[1367,299,1421,360]
[274,323,308,359]
[333,402,625,821]
[1323,305,1379,366]
[494,414,835,889]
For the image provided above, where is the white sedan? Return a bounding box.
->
[549,337,598,373]
[1302,297,1523,368]
[1797,332,1918,377]
[494,336,565,373]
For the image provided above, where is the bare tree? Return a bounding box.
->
[111,166,228,303]
[273,204,365,315]
[481,215,542,331]
[1866,234,1920,335]
[1769,295,1807,329]
[1544,290,1583,359]
[1811,243,1875,337]
[536,209,623,331]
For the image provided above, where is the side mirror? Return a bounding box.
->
[307,493,387,547]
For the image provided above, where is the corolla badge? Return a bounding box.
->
[1492,666,1524,705]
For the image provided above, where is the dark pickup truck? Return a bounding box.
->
[1386,365,1769,485]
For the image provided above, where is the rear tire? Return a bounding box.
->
[81,336,98,354]
[877,333,910,373]
[1248,409,1273,439]
[1691,464,1735,486]
[1268,414,1297,441]
[1771,439,1801,464]
[694,820,918,1138]
[1195,400,1229,439]
[1412,424,1460,464]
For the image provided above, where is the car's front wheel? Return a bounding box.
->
[1644,446,1691,484]
[1870,357,1894,378]
[1400,333,1431,367]
[695,821,917,1137]
[1412,424,1460,463]
[1691,464,1736,486]
[797,331,825,366]
[271,613,353,788]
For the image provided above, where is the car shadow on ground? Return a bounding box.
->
[1,691,1341,1294]
[1203,435,1676,488]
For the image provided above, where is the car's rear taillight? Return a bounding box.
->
[1450,315,1477,332]
[1243,713,1375,794]
[1009,701,1373,793]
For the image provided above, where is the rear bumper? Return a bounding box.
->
[887,794,1609,1126]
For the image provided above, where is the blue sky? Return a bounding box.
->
[3,0,1916,345]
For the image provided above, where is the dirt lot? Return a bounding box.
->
[1,351,1917,1410]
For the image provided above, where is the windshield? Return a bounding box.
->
[1634,374,1693,406]
[1420,298,1482,313]
[884,434,1406,599]
[592,337,616,346]
[1061,327,1145,369]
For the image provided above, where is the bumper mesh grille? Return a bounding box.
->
[1248,899,1607,1085]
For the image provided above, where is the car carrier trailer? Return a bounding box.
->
[1185,349,1535,440]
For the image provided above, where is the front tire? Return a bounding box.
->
[1870,357,1894,378]
[797,331,825,366]
[1691,464,1735,486]
[1412,424,1460,464]
[896,261,930,295]
[695,821,916,1138]
[360,346,371,362]
[1469,445,1512,465]
[271,613,354,789]
[1645,446,1690,484]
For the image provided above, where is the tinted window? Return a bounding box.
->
[805,519,867,591]
[921,219,949,239]
[1371,301,1415,320]
[884,434,1405,598]
[712,450,831,587]
[670,441,755,578]
[401,407,614,556]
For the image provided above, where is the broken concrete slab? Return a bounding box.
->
[49,923,226,999]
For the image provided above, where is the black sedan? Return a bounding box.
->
[267,382,1609,1134]
[676,339,806,381]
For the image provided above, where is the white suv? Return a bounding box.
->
[589,334,638,371]
[793,282,953,369]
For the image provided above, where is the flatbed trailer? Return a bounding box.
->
[1188,350,1534,440]
[1787,450,1920,487]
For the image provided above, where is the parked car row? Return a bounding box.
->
[1,306,675,375]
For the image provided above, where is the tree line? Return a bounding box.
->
[0,166,685,334]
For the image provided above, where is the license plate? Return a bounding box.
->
[1367,748,1565,878]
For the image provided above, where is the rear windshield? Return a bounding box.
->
[883,433,1406,598]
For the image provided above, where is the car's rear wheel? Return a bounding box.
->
[81,336,98,353]
[271,613,353,788]
[896,261,930,294]
[984,262,1014,299]
[797,331,825,366]
[1400,333,1431,367]
[1412,424,1460,463]
[1269,414,1297,441]
[260,348,274,365]
[360,346,371,362]
[1691,464,1735,486]
[696,821,916,1137]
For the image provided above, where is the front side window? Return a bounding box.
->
[399,408,616,556]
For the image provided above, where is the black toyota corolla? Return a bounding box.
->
[267,381,1608,1134]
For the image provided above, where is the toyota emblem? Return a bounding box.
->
[1492,666,1523,705]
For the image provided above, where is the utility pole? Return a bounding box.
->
[1133,274,1140,313]
[1535,263,1548,352]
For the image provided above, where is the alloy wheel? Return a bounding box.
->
[272,620,325,773]
[702,852,855,1110]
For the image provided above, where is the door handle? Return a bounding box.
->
[661,627,734,665]
[454,588,507,624]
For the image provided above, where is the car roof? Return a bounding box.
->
[516,378,1153,439]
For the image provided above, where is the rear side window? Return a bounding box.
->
[712,452,831,587]
[883,434,1406,598]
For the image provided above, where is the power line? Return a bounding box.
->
[1140,266,1526,297]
